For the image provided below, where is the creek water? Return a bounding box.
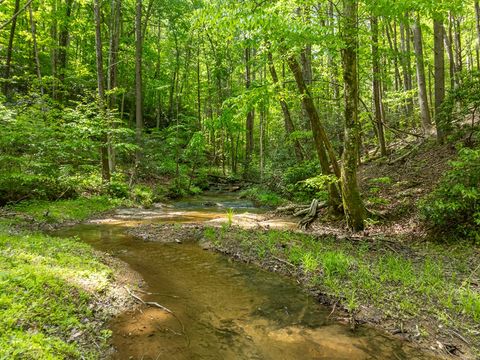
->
[54,193,436,360]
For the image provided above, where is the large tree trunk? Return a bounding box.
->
[267,51,303,161]
[371,16,387,157]
[2,0,21,96]
[412,15,433,134]
[287,54,342,210]
[135,0,143,165]
[341,0,365,232]
[93,0,111,183]
[434,18,445,143]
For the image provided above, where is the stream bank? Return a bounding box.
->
[129,222,479,359]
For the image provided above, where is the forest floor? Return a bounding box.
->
[1,140,477,359]
[0,197,143,359]
[129,140,480,360]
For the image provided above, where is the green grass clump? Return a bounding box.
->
[0,230,114,359]
[204,227,480,348]
[8,196,125,224]
[239,187,286,208]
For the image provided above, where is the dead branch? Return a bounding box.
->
[388,140,425,165]
[298,199,327,230]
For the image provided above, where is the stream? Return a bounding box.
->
[54,193,436,360]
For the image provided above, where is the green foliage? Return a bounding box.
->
[420,147,480,239]
[239,186,286,208]
[0,95,134,205]
[131,185,154,208]
[225,208,235,227]
[0,231,114,358]
[207,228,480,339]
[9,197,124,224]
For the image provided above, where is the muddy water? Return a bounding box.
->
[55,194,435,359]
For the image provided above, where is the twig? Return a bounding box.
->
[124,286,188,345]
[449,330,470,346]
[125,286,172,314]
[327,302,337,319]
[388,141,425,165]
[133,288,179,298]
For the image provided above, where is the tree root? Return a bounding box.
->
[298,199,328,230]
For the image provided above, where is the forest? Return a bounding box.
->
[0,0,479,358]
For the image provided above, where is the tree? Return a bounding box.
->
[2,0,21,96]
[94,0,111,183]
[412,15,433,134]
[433,16,445,142]
[341,0,365,231]
[371,16,387,156]
[135,0,143,165]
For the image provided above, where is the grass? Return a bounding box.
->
[204,227,480,352]
[239,186,286,208]
[0,230,115,359]
[5,196,127,225]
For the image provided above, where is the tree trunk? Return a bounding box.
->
[444,19,456,89]
[475,1,480,69]
[2,0,20,96]
[244,47,254,176]
[400,15,414,118]
[267,51,303,161]
[197,40,202,130]
[107,0,121,173]
[93,0,111,183]
[341,0,365,232]
[434,18,445,143]
[57,0,73,88]
[135,0,143,164]
[371,16,387,157]
[412,15,433,134]
[28,3,43,95]
[287,54,342,209]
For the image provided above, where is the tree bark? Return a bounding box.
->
[2,0,20,96]
[400,15,413,117]
[444,18,456,89]
[475,1,480,69]
[412,16,433,134]
[57,0,73,87]
[267,51,303,161]
[287,54,342,209]
[107,0,121,173]
[94,0,111,183]
[371,16,388,157]
[341,0,365,231]
[244,47,254,175]
[135,0,143,164]
[434,18,445,143]
[28,3,43,95]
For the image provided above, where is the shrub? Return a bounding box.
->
[420,147,480,239]
[131,185,154,207]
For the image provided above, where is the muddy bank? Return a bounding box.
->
[128,223,476,359]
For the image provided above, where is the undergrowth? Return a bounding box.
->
[0,231,114,359]
[204,227,480,349]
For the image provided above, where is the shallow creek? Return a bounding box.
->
[54,193,436,360]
